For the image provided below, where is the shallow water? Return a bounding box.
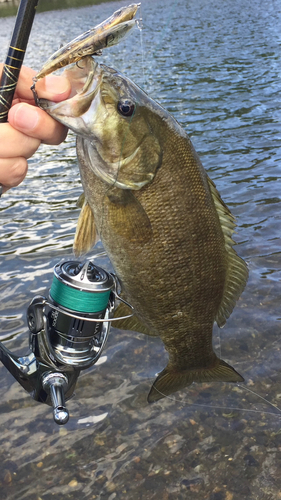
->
[0,0,281,498]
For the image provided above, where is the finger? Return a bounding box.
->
[8,103,68,145]
[0,64,71,103]
[0,156,28,191]
[0,121,40,158]
[36,73,71,102]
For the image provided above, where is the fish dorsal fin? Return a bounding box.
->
[207,176,248,327]
[112,301,156,336]
[73,196,99,256]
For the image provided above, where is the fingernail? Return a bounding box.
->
[13,103,39,132]
[44,75,71,98]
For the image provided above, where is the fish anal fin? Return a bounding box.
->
[103,189,153,244]
[216,251,248,327]
[207,176,248,326]
[73,198,98,256]
[112,302,156,336]
[147,358,244,403]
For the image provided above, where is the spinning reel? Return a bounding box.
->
[0,258,133,425]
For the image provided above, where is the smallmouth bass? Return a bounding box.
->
[39,56,248,402]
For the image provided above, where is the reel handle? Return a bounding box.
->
[42,372,69,425]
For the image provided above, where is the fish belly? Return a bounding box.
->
[78,136,227,361]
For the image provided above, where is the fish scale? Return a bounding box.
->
[78,134,227,368]
[40,55,248,402]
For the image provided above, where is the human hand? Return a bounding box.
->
[0,64,71,195]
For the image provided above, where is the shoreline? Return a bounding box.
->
[0,0,114,17]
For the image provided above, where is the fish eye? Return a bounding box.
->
[117,99,135,117]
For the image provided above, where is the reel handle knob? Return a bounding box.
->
[53,406,69,426]
[42,372,69,425]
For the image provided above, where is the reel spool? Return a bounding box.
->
[46,260,115,367]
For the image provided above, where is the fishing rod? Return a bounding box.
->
[0,0,39,123]
[0,0,39,198]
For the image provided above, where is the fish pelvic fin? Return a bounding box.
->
[147,358,244,403]
[73,195,99,256]
[112,301,156,336]
[207,176,248,327]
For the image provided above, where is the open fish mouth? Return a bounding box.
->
[38,57,103,138]
[37,55,162,191]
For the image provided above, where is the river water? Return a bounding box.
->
[0,0,281,498]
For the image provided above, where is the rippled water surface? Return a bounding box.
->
[1,0,281,498]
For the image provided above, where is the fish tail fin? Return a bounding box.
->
[147,358,244,403]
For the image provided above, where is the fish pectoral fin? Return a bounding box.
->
[147,358,244,403]
[73,198,99,256]
[103,189,153,244]
[112,302,156,336]
[77,192,85,208]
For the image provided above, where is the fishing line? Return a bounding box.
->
[50,275,111,313]
[149,382,281,417]
[236,383,281,414]
[136,6,145,88]
[217,325,222,360]
[99,0,182,211]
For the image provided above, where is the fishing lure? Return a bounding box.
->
[35,3,140,80]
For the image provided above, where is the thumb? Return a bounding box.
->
[35,74,71,102]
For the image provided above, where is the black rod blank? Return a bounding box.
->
[0,0,39,123]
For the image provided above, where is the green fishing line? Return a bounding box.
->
[50,276,110,313]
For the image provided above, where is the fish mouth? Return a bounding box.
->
[38,56,103,137]
[38,56,159,191]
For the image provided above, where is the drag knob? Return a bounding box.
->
[42,372,69,425]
